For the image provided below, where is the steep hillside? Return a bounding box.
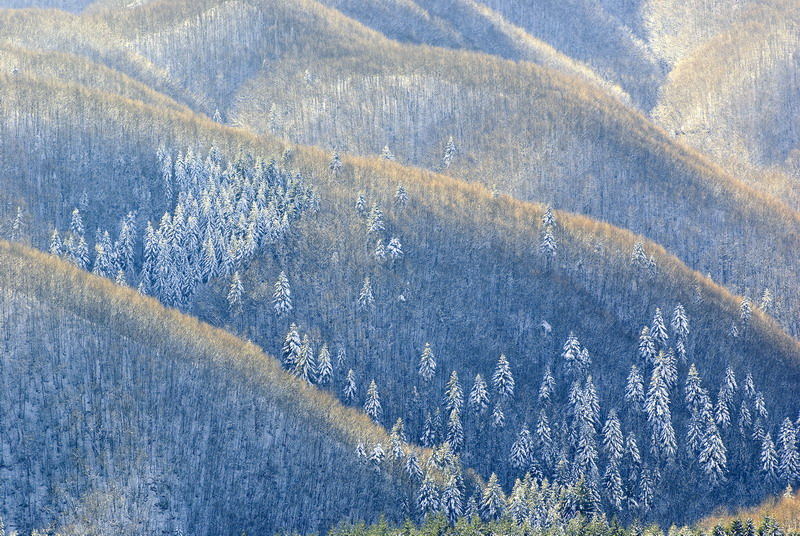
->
[2,70,800,523]
[312,0,633,105]
[479,0,663,107]
[652,4,800,208]
[0,239,423,534]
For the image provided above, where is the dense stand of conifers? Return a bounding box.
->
[14,147,800,529]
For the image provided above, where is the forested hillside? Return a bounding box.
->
[0,240,425,534]
[1,0,799,341]
[0,0,798,534]
[1,62,800,526]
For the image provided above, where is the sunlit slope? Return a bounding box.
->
[313,0,633,104]
[0,8,204,110]
[0,239,417,534]
[0,45,192,113]
[699,493,800,532]
[478,0,663,107]
[652,4,800,208]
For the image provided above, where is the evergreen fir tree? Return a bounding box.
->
[671,304,690,341]
[442,475,463,524]
[358,276,375,309]
[343,369,357,403]
[625,365,645,411]
[479,473,505,520]
[468,374,489,414]
[386,237,403,260]
[49,228,62,256]
[316,344,333,385]
[293,335,316,383]
[364,380,382,421]
[651,308,669,348]
[510,427,534,470]
[444,371,464,413]
[417,475,440,518]
[447,409,464,452]
[699,415,727,484]
[394,184,408,209]
[779,418,800,485]
[418,343,437,382]
[491,403,506,428]
[282,323,302,367]
[441,136,457,169]
[638,326,657,365]
[538,366,555,402]
[227,271,244,314]
[603,410,624,464]
[762,432,779,480]
[272,270,293,316]
[492,354,515,400]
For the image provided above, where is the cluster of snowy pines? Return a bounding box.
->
[281,304,797,526]
[28,147,797,528]
[269,203,796,525]
[45,148,317,309]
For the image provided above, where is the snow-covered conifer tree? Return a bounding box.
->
[343,369,357,403]
[444,371,463,413]
[442,475,463,524]
[492,354,515,400]
[447,409,464,452]
[479,473,505,520]
[538,366,555,402]
[417,474,440,518]
[272,271,293,316]
[779,418,800,484]
[441,136,457,169]
[386,237,403,260]
[671,303,689,341]
[364,380,382,421]
[510,427,533,470]
[651,308,669,348]
[293,335,316,383]
[762,432,779,480]
[316,344,333,385]
[468,374,489,414]
[418,343,436,382]
[282,323,302,367]
[699,416,727,484]
[227,271,244,314]
[638,326,656,365]
[394,184,408,209]
[625,364,645,411]
[603,410,624,464]
[358,276,375,309]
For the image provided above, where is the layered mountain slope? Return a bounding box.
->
[2,1,799,338]
[652,4,800,208]
[2,69,800,522]
[100,0,800,332]
[312,0,633,104]
[478,0,663,107]
[0,239,420,534]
